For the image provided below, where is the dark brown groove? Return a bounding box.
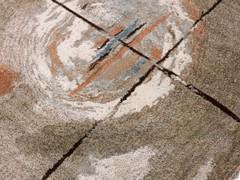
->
[154,64,240,122]
[118,0,224,104]
[126,23,147,39]
[192,0,223,27]
[42,122,99,180]
[42,0,239,179]
[97,25,127,50]
[119,38,184,103]
[51,0,107,32]
[186,84,240,122]
[88,52,111,71]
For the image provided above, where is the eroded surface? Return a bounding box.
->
[0,0,240,179]
[0,0,204,121]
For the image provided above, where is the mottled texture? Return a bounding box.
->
[0,0,240,180]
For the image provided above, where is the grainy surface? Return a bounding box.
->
[0,0,240,179]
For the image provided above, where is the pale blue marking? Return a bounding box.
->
[95,20,139,60]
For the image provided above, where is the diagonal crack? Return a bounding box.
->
[43,0,239,179]
[81,3,89,10]
[42,121,101,180]
[52,0,106,32]
[193,0,224,27]
[186,84,240,122]
[117,37,185,103]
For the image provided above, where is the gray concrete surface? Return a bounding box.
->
[0,0,240,180]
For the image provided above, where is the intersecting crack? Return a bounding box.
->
[50,0,238,122]
[88,22,146,71]
[42,0,239,179]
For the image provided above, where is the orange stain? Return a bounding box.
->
[0,64,18,96]
[48,29,69,77]
[182,0,200,20]
[150,46,162,60]
[102,53,140,80]
[194,24,204,35]
[191,24,205,72]
[109,24,124,36]
[129,14,170,47]
[69,15,169,96]
[69,44,129,96]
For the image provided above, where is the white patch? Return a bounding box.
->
[56,76,77,91]
[193,158,214,180]
[34,56,52,80]
[77,146,156,180]
[90,2,104,7]
[57,20,96,66]
[115,73,174,118]
[234,170,240,180]
[236,174,240,180]
[159,0,193,22]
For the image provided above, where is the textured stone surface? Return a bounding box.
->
[189,0,240,113]
[50,81,240,180]
[0,0,240,180]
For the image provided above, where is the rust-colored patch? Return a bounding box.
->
[69,44,130,96]
[69,15,169,96]
[182,0,201,21]
[109,24,124,36]
[94,37,108,48]
[0,64,18,96]
[150,46,162,60]
[191,24,205,72]
[48,29,69,77]
[129,14,170,46]
[102,52,140,80]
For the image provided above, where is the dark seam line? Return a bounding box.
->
[126,23,146,39]
[156,63,240,122]
[120,40,240,122]
[120,38,184,103]
[51,0,185,67]
[114,0,240,122]
[118,37,184,103]
[42,121,100,180]
[95,27,125,50]
[186,84,240,122]
[51,0,224,85]
[42,0,238,179]
[116,0,223,103]
[88,51,111,71]
[51,0,184,82]
[193,0,223,27]
[52,0,106,32]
